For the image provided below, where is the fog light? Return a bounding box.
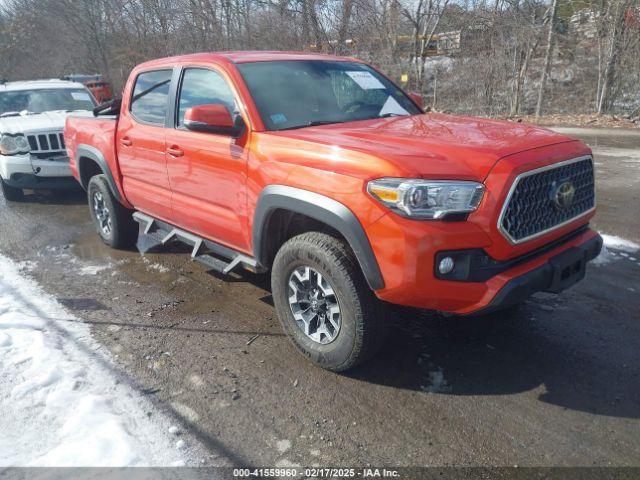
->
[438,256,455,275]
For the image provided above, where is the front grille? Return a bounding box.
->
[499,157,595,243]
[26,132,65,153]
[31,152,69,161]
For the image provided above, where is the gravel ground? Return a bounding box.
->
[0,126,638,468]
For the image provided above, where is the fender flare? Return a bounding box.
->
[76,144,123,203]
[253,185,385,291]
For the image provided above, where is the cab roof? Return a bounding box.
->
[136,51,363,69]
[0,79,86,92]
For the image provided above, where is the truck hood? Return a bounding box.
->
[272,113,576,180]
[0,110,93,135]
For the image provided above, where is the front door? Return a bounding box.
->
[117,68,173,222]
[165,67,250,252]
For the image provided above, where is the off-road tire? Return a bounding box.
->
[87,174,137,249]
[271,232,388,371]
[1,178,24,202]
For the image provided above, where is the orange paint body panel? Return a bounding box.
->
[64,52,601,315]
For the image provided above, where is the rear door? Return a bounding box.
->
[164,67,250,252]
[117,68,174,222]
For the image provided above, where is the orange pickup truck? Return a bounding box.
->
[64,52,601,371]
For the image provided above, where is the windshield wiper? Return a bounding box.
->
[281,120,346,131]
[379,113,407,118]
[0,110,35,118]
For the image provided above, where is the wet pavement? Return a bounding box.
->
[0,127,638,467]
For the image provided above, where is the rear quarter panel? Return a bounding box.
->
[64,116,130,207]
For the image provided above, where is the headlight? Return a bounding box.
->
[367,178,484,219]
[0,133,30,155]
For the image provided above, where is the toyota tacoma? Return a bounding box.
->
[64,52,602,371]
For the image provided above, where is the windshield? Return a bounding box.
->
[237,60,421,131]
[0,88,96,115]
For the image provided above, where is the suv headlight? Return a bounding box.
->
[367,178,484,219]
[0,133,30,155]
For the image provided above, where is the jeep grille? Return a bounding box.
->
[27,132,65,153]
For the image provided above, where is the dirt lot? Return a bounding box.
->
[0,127,638,467]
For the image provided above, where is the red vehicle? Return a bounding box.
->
[64,52,601,371]
[62,75,114,104]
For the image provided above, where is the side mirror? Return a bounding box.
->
[408,92,425,111]
[184,104,244,137]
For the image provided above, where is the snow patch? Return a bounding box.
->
[149,263,170,273]
[41,247,115,277]
[189,373,205,388]
[276,439,292,453]
[17,260,38,272]
[0,331,11,347]
[142,256,170,273]
[593,234,640,266]
[591,146,640,161]
[420,368,447,394]
[78,264,111,276]
[0,254,185,466]
[418,348,448,394]
[601,234,639,252]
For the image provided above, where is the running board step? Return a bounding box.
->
[193,254,234,274]
[132,211,264,275]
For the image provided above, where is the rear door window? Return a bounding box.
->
[130,69,172,125]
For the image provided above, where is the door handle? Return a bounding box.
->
[167,146,184,157]
[120,137,132,147]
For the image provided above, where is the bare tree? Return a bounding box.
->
[1,0,639,120]
[337,0,355,50]
[535,0,558,117]
[509,1,548,117]
[401,0,451,92]
[595,0,635,114]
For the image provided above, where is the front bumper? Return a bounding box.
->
[367,209,602,314]
[0,154,75,189]
[469,233,602,316]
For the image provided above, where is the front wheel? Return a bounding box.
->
[87,174,138,249]
[271,232,388,371]
[1,178,24,202]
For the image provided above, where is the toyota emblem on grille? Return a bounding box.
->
[550,180,576,210]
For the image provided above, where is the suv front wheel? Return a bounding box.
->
[271,232,388,371]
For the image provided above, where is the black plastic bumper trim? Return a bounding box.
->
[7,173,79,190]
[435,225,590,282]
[467,233,602,316]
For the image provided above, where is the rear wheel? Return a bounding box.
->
[87,174,137,249]
[271,232,388,371]
[1,178,24,202]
